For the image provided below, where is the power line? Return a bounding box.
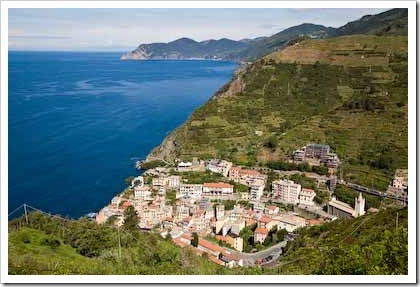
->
[8,204,24,217]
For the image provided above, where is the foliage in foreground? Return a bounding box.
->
[8,206,408,275]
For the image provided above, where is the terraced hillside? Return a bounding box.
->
[147,35,408,190]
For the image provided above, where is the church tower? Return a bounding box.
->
[353,193,366,217]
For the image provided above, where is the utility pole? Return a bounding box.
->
[118,226,122,260]
[23,203,28,225]
[396,212,399,229]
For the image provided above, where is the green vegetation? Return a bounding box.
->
[150,35,407,191]
[8,212,228,275]
[265,161,330,176]
[9,205,408,275]
[191,232,199,247]
[334,184,382,209]
[140,160,167,170]
[170,170,224,184]
[277,207,408,274]
[263,227,288,248]
[239,223,257,253]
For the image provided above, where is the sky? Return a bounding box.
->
[8,8,390,51]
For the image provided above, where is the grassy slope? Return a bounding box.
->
[149,35,408,190]
[275,207,408,274]
[9,207,408,275]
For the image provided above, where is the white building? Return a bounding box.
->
[205,159,233,177]
[274,214,306,232]
[179,184,203,199]
[327,193,366,219]
[167,175,181,189]
[134,185,152,201]
[250,184,264,201]
[202,182,233,195]
[299,188,316,206]
[272,179,302,205]
[152,177,168,192]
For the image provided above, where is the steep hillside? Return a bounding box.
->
[147,35,408,190]
[8,212,227,275]
[335,8,408,36]
[277,207,408,274]
[228,23,335,61]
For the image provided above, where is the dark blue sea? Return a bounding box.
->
[8,51,237,218]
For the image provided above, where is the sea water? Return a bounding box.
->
[8,51,237,218]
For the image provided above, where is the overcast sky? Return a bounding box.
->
[8,8,390,51]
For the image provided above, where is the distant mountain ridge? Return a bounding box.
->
[121,23,335,61]
[121,8,407,62]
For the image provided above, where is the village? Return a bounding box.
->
[95,143,408,268]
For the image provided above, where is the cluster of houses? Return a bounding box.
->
[95,153,377,268]
[293,143,340,168]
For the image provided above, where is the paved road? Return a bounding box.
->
[222,240,288,267]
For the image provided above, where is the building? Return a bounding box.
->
[272,179,301,205]
[327,193,365,219]
[299,188,316,206]
[229,167,266,187]
[321,152,340,168]
[265,205,280,215]
[197,238,225,257]
[305,143,330,159]
[293,149,305,162]
[274,214,306,232]
[167,175,181,190]
[215,234,244,252]
[202,182,233,195]
[254,227,269,243]
[179,184,203,199]
[258,215,277,231]
[134,185,152,200]
[250,184,264,201]
[393,169,408,189]
[215,204,225,219]
[205,159,233,177]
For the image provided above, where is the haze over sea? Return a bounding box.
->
[9,51,237,218]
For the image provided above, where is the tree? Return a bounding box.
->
[264,135,278,151]
[123,206,138,232]
[191,232,199,247]
[124,176,135,186]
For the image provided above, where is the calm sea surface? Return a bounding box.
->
[8,51,237,218]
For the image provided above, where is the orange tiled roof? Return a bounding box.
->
[254,227,268,234]
[180,233,193,240]
[259,215,272,224]
[172,238,188,248]
[203,182,233,188]
[240,169,262,176]
[198,238,225,253]
[209,255,225,266]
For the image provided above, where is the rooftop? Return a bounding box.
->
[203,182,233,188]
[259,215,272,224]
[328,199,355,214]
[198,238,225,254]
[254,227,268,235]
